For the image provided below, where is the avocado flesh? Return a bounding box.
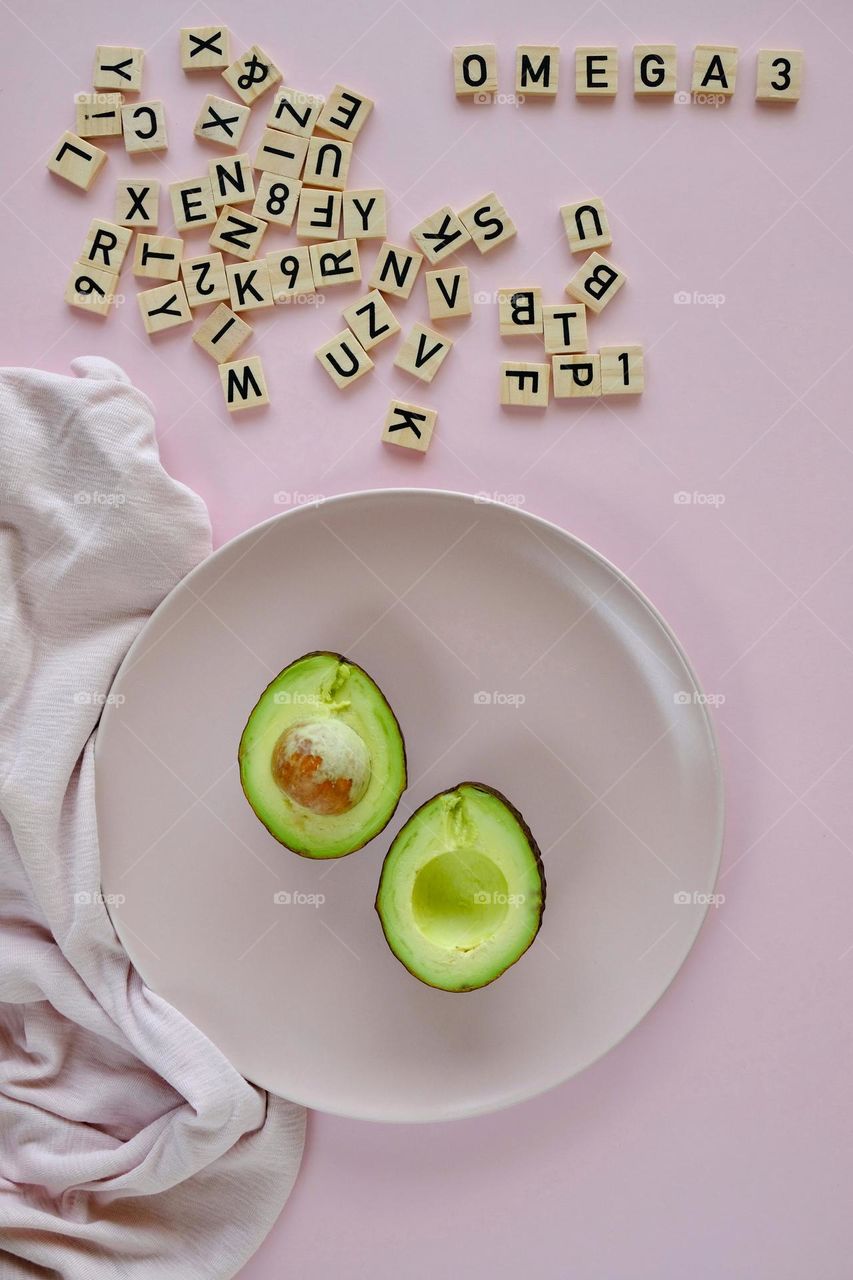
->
[375,783,545,992]
[239,651,407,858]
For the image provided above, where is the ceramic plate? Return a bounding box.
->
[97,490,723,1122]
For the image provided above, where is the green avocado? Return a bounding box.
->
[239,651,407,859]
[375,782,546,992]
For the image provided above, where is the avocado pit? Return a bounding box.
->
[271,718,371,816]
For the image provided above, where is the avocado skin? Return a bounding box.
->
[375,781,546,992]
[238,650,408,858]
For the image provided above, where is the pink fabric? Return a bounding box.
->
[0,358,305,1279]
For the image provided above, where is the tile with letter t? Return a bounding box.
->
[453,45,498,97]
[222,45,282,105]
[542,303,587,354]
[552,353,602,399]
[75,93,123,138]
[394,324,453,384]
[565,252,626,315]
[133,235,183,282]
[194,96,250,149]
[93,46,143,92]
[65,264,119,317]
[342,291,400,351]
[121,101,168,154]
[756,50,803,102]
[47,133,107,191]
[316,84,374,141]
[600,345,645,396]
[315,331,374,390]
[500,363,550,408]
[219,356,270,412]
[560,198,611,253]
[181,27,230,71]
[192,304,252,363]
[137,282,193,335]
[382,401,437,453]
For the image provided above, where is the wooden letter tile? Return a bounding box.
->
[121,101,167,154]
[633,45,677,96]
[382,401,436,453]
[316,84,374,141]
[253,173,301,227]
[552,353,602,398]
[209,206,267,262]
[79,218,132,274]
[542,303,588,354]
[342,189,387,240]
[65,263,119,317]
[254,128,309,178]
[222,45,282,106]
[560,197,611,253]
[315,331,374,389]
[75,92,123,138]
[266,248,314,301]
[170,177,217,230]
[47,133,107,191]
[565,252,626,314]
[194,95,250,148]
[208,154,255,207]
[137,281,193,334]
[575,47,618,96]
[308,239,361,289]
[498,287,543,336]
[192,303,252,362]
[410,205,471,265]
[133,234,183,281]
[426,266,472,321]
[115,179,159,227]
[394,323,453,383]
[457,192,517,254]
[181,252,229,308]
[500,363,550,407]
[368,242,423,299]
[342,290,400,351]
[226,260,275,312]
[219,356,269,411]
[268,87,324,137]
[181,27,230,71]
[453,45,498,97]
[515,46,560,97]
[93,46,144,92]
[303,137,352,190]
[692,45,738,96]
[600,344,645,395]
[756,49,803,102]
[296,188,342,241]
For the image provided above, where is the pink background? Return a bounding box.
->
[3,0,853,1275]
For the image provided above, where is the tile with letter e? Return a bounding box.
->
[342,189,386,240]
[209,154,255,207]
[170,177,217,230]
[47,133,107,191]
[382,401,436,453]
[316,84,374,141]
[756,49,802,102]
[453,45,498,97]
[209,206,267,262]
[515,46,560,97]
[296,188,342,241]
[194,95,250,149]
[253,173,301,228]
[600,345,645,395]
[75,92,123,138]
[115,179,159,227]
[268,87,324,137]
[457,192,516,254]
[303,137,352,190]
[565,252,626,314]
[79,219,132,274]
[426,266,471,321]
[498,287,543,336]
[543,303,587,354]
[394,323,453,384]
[93,46,143,92]
[633,45,677,96]
[65,263,119,317]
[193,303,252,362]
[410,205,471,265]
[226,260,274,312]
[575,47,618,96]
[560,197,611,253]
[267,248,314,301]
[342,290,400,351]
[500,363,550,407]
[138,281,193,335]
[222,45,282,105]
[692,45,738,96]
[368,243,423,299]
[219,356,269,411]
[552,353,602,398]
[254,128,308,178]
[121,101,168,154]
[309,239,361,289]
[181,27,230,71]
[316,331,374,390]
[181,253,229,308]
[133,234,183,281]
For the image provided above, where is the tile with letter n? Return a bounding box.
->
[133,235,183,282]
[515,46,560,97]
[426,266,471,321]
[222,45,282,106]
[315,331,374,390]
[342,290,400,351]
[181,27,230,71]
[192,303,252,363]
[253,174,301,228]
[756,49,803,103]
[267,248,314,302]
[137,282,193,335]
[382,401,436,453]
[226,260,275,313]
[209,154,255,207]
[268,87,324,137]
[181,253,229,308]
[79,219,132,275]
[209,206,267,262]
[368,242,423,300]
[65,264,119,317]
[121,101,168,154]
[565,252,626,315]
[500,362,550,408]
[452,45,498,97]
[115,179,159,228]
[303,137,352,191]
[316,84,374,141]
[75,92,123,138]
[309,239,361,289]
[47,133,107,191]
[394,324,453,384]
[169,177,217,231]
[691,45,738,97]
[457,192,516,255]
[219,356,270,412]
[254,129,309,178]
[633,45,677,96]
[552,353,602,399]
[93,45,144,92]
[560,198,611,253]
[410,205,470,265]
[600,345,645,396]
[194,96,250,149]
[342,190,386,241]
[575,47,618,96]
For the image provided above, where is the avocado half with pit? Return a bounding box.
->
[239,651,406,858]
[375,782,545,992]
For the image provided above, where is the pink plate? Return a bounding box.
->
[97,489,724,1122]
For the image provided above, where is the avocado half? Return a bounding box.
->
[239,651,407,858]
[375,782,546,992]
